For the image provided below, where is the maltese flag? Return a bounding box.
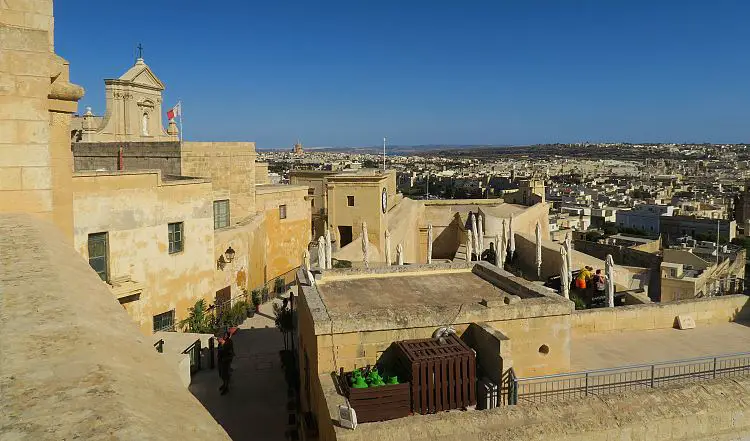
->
[166,102,181,121]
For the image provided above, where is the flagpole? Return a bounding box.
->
[383,137,386,171]
[178,100,183,143]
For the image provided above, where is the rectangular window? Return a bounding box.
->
[153,310,175,332]
[87,232,109,282]
[168,222,184,254]
[279,204,287,219]
[347,195,355,206]
[213,199,230,229]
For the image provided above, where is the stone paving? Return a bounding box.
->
[189,300,293,441]
[572,321,750,371]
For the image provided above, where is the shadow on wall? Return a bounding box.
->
[432,220,462,260]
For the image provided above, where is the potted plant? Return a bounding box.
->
[252,289,262,314]
[274,277,285,295]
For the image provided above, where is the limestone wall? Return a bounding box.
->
[0,1,82,238]
[0,213,229,440]
[72,170,215,334]
[571,294,750,336]
[181,141,257,221]
[256,185,311,284]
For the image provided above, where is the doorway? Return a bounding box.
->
[338,225,353,247]
[215,286,231,307]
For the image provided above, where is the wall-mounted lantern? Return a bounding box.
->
[224,246,235,263]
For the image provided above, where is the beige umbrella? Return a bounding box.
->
[303,249,310,271]
[396,243,404,265]
[324,222,332,270]
[508,214,516,258]
[560,246,569,299]
[495,233,501,267]
[477,214,484,254]
[606,254,615,307]
[499,218,507,268]
[385,229,392,266]
[564,232,573,287]
[361,221,369,268]
[317,236,325,270]
[535,221,542,278]
[466,234,473,262]
[470,212,479,257]
[427,224,433,264]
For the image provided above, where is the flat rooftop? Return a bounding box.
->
[572,321,750,371]
[316,270,511,315]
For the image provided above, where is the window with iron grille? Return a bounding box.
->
[279,204,287,219]
[213,200,230,229]
[168,222,184,254]
[153,310,175,332]
[87,232,109,282]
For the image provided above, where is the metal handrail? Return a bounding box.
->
[518,351,750,381]
[509,350,750,405]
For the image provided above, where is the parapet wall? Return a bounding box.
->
[329,374,750,441]
[572,294,750,336]
[0,213,229,439]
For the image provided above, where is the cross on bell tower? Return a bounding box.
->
[136,43,144,60]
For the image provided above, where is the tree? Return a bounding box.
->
[179,299,214,334]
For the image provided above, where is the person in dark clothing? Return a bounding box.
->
[592,269,607,307]
[217,330,235,395]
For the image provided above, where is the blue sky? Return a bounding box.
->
[55,1,750,148]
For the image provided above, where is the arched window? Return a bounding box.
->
[142,113,149,136]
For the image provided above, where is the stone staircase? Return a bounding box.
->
[454,244,469,262]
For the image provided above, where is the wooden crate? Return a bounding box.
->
[338,369,411,423]
[393,334,476,414]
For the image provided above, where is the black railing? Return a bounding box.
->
[182,339,202,375]
[153,339,164,354]
[507,351,750,405]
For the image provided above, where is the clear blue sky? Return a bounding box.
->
[54,1,750,148]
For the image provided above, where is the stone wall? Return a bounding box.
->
[571,294,750,336]
[181,141,257,221]
[72,170,215,334]
[72,141,181,174]
[0,1,83,238]
[0,213,229,440]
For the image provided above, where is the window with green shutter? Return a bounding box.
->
[168,222,184,254]
[87,232,109,282]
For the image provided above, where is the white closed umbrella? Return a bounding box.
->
[427,224,433,264]
[466,233,473,262]
[560,246,569,299]
[470,212,479,257]
[508,214,516,259]
[396,243,404,265]
[564,232,573,287]
[324,222,332,269]
[499,219,507,268]
[303,249,310,271]
[317,236,325,270]
[606,254,615,308]
[477,214,484,254]
[495,233,501,267]
[535,221,542,278]
[361,221,369,268]
[385,229,392,266]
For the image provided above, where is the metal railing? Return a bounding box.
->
[153,339,164,353]
[507,351,750,405]
[182,339,202,375]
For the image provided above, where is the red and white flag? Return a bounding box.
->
[166,102,181,121]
